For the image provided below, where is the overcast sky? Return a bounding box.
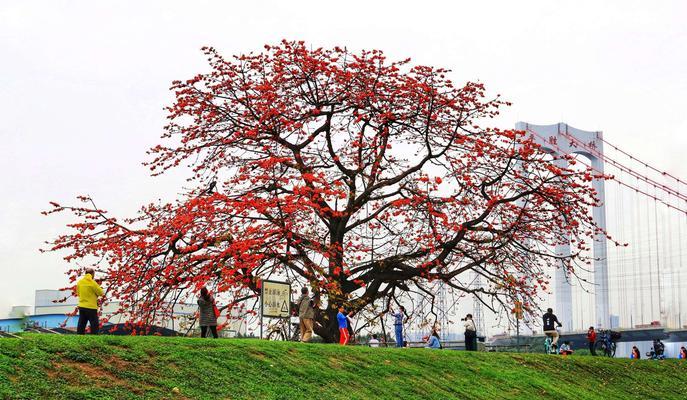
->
[1,0,686,319]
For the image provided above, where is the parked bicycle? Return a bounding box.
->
[544,327,560,354]
[544,335,556,354]
[595,329,620,357]
[266,317,300,341]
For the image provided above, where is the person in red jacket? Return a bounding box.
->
[586,326,597,356]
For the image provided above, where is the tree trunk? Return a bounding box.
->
[312,306,341,343]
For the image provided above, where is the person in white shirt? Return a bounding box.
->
[369,334,380,348]
[559,341,574,356]
[463,313,477,351]
[346,311,356,344]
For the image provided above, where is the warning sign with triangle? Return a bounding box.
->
[261,281,291,318]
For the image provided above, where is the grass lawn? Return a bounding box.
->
[1,334,685,399]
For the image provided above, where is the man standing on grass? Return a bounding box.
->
[586,326,597,356]
[393,306,405,348]
[76,268,104,334]
[297,287,315,342]
[463,314,477,351]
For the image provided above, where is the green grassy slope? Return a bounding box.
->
[1,335,685,400]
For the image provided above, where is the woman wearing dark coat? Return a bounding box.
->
[198,287,219,338]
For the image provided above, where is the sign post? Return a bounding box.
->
[260,280,291,340]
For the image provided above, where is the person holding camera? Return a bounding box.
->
[586,326,597,356]
[75,268,104,335]
[463,314,477,351]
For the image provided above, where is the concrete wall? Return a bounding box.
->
[615,341,687,359]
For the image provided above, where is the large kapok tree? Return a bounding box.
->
[44,41,608,341]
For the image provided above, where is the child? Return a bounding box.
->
[337,305,349,345]
[679,346,686,359]
[559,341,573,356]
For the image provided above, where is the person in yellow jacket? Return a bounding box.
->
[76,268,104,334]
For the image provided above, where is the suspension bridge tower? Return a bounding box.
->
[472,272,486,336]
[515,122,610,331]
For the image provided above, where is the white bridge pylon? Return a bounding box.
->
[516,122,610,332]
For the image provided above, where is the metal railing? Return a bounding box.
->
[484,343,532,353]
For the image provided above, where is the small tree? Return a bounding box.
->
[45,41,607,341]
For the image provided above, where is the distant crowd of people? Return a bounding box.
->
[545,307,687,359]
[296,286,480,350]
[72,272,687,360]
[324,291,480,350]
